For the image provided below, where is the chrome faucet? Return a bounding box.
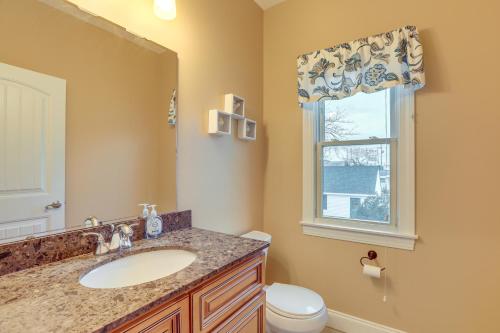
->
[82,223,138,255]
[116,223,139,249]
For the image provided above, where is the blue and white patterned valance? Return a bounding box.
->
[297,26,425,104]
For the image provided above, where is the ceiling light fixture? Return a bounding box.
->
[154,0,176,20]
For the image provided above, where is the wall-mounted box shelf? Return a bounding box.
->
[208,109,232,135]
[238,118,256,141]
[224,94,245,119]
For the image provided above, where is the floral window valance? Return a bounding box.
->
[297,26,425,105]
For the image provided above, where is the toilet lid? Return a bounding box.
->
[266,283,325,319]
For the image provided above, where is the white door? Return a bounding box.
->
[0,62,66,242]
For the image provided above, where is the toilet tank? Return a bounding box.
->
[241,231,272,264]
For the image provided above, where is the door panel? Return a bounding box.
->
[1,81,48,193]
[0,217,48,240]
[212,292,265,333]
[0,62,66,241]
[113,296,189,333]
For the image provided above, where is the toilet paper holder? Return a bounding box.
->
[359,250,386,271]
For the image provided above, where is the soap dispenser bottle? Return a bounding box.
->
[146,204,163,239]
[139,203,150,219]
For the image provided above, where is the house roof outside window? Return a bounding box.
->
[323,166,381,195]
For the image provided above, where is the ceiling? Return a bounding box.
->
[254,0,287,10]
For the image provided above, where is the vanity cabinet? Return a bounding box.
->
[114,296,190,333]
[113,253,265,333]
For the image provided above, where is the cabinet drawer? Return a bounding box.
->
[113,296,189,333]
[212,292,265,333]
[192,254,265,333]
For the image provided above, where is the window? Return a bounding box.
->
[301,86,417,250]
[318,89,394,224]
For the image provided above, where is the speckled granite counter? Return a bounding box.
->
[0,228,269,333]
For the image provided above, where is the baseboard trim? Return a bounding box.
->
[326,309,406,333]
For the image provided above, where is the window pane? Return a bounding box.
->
[322,90,391,141]
[321,144,391,223]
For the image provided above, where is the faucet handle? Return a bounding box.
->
[116,223,139,249]
[82,232,109,255]
[116,223,133,236]
[83,216,100,227]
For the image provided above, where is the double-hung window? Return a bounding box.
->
[301,86,417,250]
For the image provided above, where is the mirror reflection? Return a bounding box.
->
[0,0,178,243]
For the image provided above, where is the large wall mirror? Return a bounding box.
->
[0,0,178,244]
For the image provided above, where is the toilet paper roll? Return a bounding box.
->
[362,264,382,278]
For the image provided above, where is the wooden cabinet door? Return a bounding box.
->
[212,292,265,333]
[192,254,265,333]
[113,296,189,333]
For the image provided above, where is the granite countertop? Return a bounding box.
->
[0,227,269,333]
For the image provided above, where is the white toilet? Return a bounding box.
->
[241,231,328,333]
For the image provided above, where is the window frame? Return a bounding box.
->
[301,86,418,250]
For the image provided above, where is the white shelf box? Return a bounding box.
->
[208,109,232,135]
[224,94,245,119]
[238,118,256,141]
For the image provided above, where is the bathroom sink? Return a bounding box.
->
[79,249,197,289]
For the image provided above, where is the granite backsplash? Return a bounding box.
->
[0,210,191,276]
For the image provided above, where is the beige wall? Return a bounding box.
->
[263,0,500,332]
[13,0,498,330]
[66,0,264,234]
[0,0,177,227]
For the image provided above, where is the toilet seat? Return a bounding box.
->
[265,284,328,333]
[266,283,326,319]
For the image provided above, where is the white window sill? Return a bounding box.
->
[300,221,418,250]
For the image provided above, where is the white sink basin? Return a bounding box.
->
[80,249,197,289]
